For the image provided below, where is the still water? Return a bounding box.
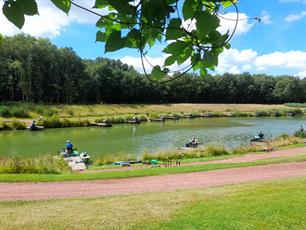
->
[0,117,305,159]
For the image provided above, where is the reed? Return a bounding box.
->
[0,155,70,174]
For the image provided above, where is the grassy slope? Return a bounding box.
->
[1,178,306,230]
[1,153,306,182]
[1,103,294,119]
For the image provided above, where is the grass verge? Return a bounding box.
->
[1,178,306,229]
[1,153,306,182]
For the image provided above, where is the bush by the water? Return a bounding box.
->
[37,116,90,128]
[0,120,27,130]
[0,105,30,118]
[294,131,306,138]
[0,155,71,174]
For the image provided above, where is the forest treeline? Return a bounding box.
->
[1,34,305,104]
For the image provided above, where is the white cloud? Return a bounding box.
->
[121,56,166,73]
[120,54,191,74]
[255,51,306,70]
[297,70,306,79]
[121,49,306,76]
[0,0,99,38]
[215,49,258,74]
[218,13,254,37]
[285,11,306,22]
[260,11,272,25]
[215,49,306,75]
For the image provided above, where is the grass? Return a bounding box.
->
[0,103,304,129]
[0,103,303,119]
[1,153,306,182]
[1,178,306,229]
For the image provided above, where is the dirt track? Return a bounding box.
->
[1,161,306,201]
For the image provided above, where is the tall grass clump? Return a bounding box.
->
[0,155,70,174]
[204,145,230,156]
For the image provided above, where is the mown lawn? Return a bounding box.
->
[1,153,306,182]
[1,178,306,230]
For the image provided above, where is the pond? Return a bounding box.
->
[0,117,305,159]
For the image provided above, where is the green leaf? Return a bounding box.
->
[222,0,237,9]
[183,0,197,20]
[2,1,25,29]
[225,43,231,49]
[124,29,140,48]
[96,31,107,42]
[105,30,125,52]
[177,46,192,64]
[94,0,108,8]
[50,0,71,14]
[166,18,184,40]
[164,55,176,66]
[195,11,220,38]
[17,0,38,16]
[201,51,218,69]
[163,41,188,56]
[151,65,166,80]
[166,0,177,4]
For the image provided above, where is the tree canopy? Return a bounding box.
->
[1,0,244,80]
[1,34,306,104]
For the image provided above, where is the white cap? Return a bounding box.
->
[67,140,70,143]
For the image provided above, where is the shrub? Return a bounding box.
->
[255,110,269,117]
[294,131,306,138]
[0,106,12,117]
[12,119,27,130]
[288,109,304,116]
[43,109,58,117]
[0,121,14,130]
[10,106,30,118]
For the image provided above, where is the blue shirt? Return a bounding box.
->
[66,143,73,149]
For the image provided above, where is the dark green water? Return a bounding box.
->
[0,117,305,159]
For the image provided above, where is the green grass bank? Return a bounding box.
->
[0,103,305,130]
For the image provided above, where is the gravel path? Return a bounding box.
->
[1,161,306,201]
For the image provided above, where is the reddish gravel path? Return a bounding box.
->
[1,161,306,201]
[192,146,306,165]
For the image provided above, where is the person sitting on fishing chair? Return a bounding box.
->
[65,140,73,156]
[191,135,198,147]
[258,131,264,139]
[30,120,37,129]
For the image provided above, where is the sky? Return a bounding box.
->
[0,0,306,78]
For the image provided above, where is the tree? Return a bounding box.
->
[1,0,245,80]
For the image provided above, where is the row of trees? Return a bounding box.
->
[0,35,305,104]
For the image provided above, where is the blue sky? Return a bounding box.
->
[0,0,305,77]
